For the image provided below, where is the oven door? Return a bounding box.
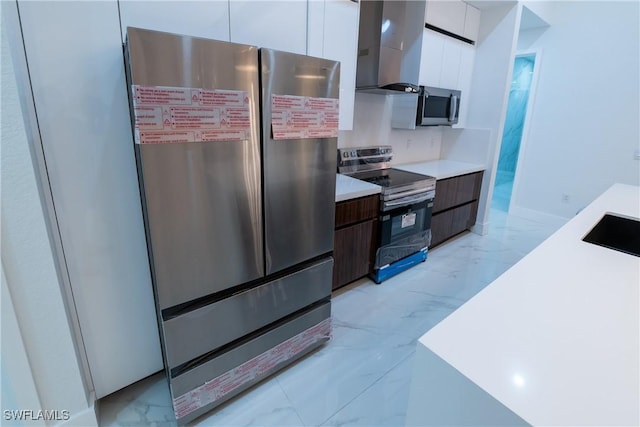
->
[379,196,433,247]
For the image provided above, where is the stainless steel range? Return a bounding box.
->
[338,146,436,283]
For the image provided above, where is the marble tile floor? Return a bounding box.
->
[99,208,566,427]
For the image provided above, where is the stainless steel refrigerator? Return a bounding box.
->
[124,27,338,424]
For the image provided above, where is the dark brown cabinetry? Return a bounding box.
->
[430,171,483,248]
[333,194,379,290]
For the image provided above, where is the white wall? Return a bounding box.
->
[512,1,640,219]
[1,6,96,423]
[463,2,521,232]
[339,93,442,164]
[441,128,492,166]
[521,0,554,27]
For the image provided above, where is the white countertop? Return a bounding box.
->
[394,159,485,180]
[335,173,381,203]
[418,183,640,426]
[336,160,483,203]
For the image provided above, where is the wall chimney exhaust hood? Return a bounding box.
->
[356,0,426,95]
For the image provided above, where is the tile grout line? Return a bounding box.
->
[316,350,417,426]
[275,377,308,426]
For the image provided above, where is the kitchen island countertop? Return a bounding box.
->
[407,183,640,426]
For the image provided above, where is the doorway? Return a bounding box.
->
[492,53,536,211]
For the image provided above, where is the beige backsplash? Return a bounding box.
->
[338,92,442,165]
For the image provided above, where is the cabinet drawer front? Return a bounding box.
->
[430,201,476,248]
[430,209,453,247]
[333,219,376,289]
[335,195,379,228]
[454,172,482,206]
[433,172,483,213]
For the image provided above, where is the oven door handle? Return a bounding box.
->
[351,154,393,161]
[384,186,435,200]
[383,191,434,210]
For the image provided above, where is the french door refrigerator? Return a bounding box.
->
[124,27,339,424]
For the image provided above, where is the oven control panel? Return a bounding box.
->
[337,146,393,174]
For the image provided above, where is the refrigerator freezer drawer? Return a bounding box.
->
[170,302,331,424]
[162,257,333,369]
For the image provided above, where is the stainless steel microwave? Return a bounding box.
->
[391,86,461,129]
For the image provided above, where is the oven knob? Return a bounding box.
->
[343,152,349,158]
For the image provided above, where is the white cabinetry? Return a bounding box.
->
[455,42,475,128]
[308,0,359,130]
[425,1,480,43]
[229,1,307,54]
[18,0,163,398]
[118,1,230,42]
[419,30,475,128]
[425,0,467,36]
[307,0,325,57]
[419,1,480,128]
[419,28,445,88]
[420,30,463,89]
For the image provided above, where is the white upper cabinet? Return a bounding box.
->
[307,0,359,130]
[420,1,481,128]
[419,29,475,127]
[425,0,467,36]
[439,36,462,89]
[424,1,481,43]
[454,42,475,128]
[421,29,466,89]
[321,0,359,130]
[119,1,230,42]
[419,29,445,87]
[229,1,307,54]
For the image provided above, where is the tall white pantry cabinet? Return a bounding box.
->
[17,1,163,399]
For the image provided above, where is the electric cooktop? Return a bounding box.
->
[350,168,434,189]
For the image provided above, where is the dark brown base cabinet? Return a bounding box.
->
[430,171,483,248]
[333,194,379,290]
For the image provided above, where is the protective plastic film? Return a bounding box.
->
[375,230,431,269]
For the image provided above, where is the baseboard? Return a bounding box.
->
[509,206,568,227]
[56,395,98,427]
[471,221,489,235]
